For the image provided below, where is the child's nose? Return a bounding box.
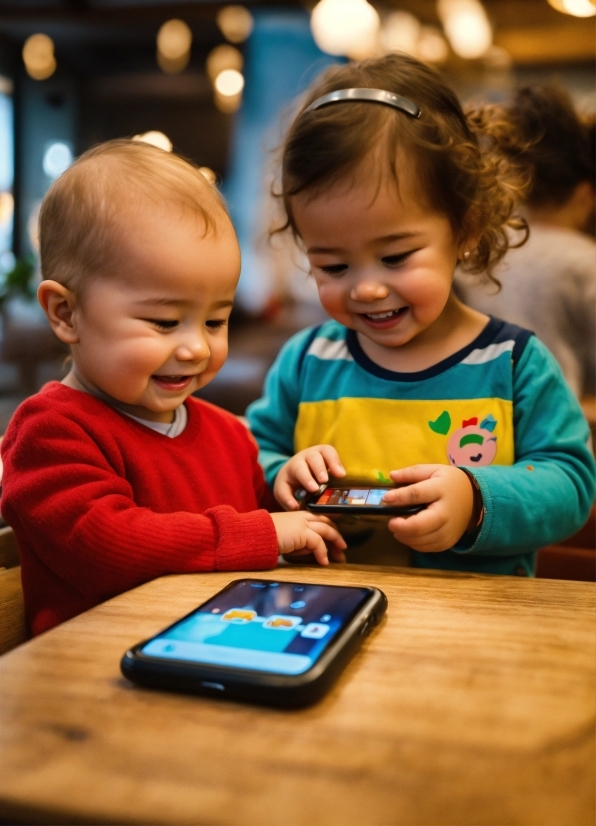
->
[175,332,210,363]
[350,279,390,303]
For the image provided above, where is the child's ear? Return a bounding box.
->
[37,280,79,345]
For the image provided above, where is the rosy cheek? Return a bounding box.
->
[316,285,345,316]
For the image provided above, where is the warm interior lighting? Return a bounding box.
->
[132,131,173,152]
[380,12,421,55]
[156,19,192,73]
[311,0,380,58]
[437,0,492,59]
[214,69,244,97]
[417,27,449,63]
[483,44,512,69]
[42,142,73,179]
[0,192,13,227]
[22,33,56,81]
[216,6,254,43]
[214,90,243,114]
[206,45,243,82]
[198,167,217,184]
[547,0,596,15]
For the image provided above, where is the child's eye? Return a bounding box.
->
[206,319,227,330]
[147,319,178,330]
[319,264,348,276]
[382,251,415,268]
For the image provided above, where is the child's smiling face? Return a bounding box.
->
[68,205,240,422]
[292,160,470,356]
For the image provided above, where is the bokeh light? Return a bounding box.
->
[42,142,73,179]
[198,167,217,184]
[132,131,173,152]
[156,19,192,73]
[437,0,492,59]
[547,0,596,15]
[216,6,254,43]
[311,0,380,59]
[417,27,449,63]
[214,69,245,97]
[380,12,421,56]
[22,34,56,81]
[206,45,243,82]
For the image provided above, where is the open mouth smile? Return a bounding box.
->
[359,307,408,329]
[151,375,196,391]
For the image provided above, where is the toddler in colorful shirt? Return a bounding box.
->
[1,140,345,635]
[247,54,595,575]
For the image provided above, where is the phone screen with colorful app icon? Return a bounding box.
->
[139,580,373,675]
[122,579,388,706]
[305,484,426,516]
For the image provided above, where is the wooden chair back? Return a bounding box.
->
[0,526,27,655]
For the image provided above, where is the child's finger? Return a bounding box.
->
[382,478,439,507]
[275,479,301,510]
[318,445,346,478]
[389,465,441,485]
[388,507,444,540]
[305,451,332,484]
[294,461,322,492]
[310,520,348,550]
[304,531,329,566]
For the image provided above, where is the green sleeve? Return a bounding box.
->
[246,327,316,489]
[455,336,596,556]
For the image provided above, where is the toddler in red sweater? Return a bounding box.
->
[1,140,346,635]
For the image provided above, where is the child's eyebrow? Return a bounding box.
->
[134,298,234,309]
[307,232,419,254]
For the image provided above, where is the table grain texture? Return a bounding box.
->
[0,565,594,826]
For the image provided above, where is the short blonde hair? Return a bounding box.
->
[39,139,228,291]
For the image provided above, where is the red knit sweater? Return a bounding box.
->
[1,383,279,635]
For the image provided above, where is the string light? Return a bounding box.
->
[132,131,173,152]
[380,12,421,55]
[198,167,217,184]
[214,69,244,97]
[206,45,243,82]
[311,0,380,59]
[22,34,56,81]
[156,19,192,74]
[437,0,492,59]
[547,0,595,16]
[216,6,254,43]
[42,142,73,179]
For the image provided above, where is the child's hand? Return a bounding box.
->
[274,445,346,510]
[382,465,478,552]
[270,511,347,566]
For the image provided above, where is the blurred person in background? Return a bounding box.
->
[458,85,595,399]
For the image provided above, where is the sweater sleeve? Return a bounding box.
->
[453,336,596,557]
[246,327,315,488]
[0,410,278,603]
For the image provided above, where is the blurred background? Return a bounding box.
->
[0,0,593,428]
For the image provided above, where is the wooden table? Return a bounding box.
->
[0,566,594,826]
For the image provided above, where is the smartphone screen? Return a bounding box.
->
[315,488,392,507]
[140,580,372,676]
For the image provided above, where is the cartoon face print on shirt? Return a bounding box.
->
[429,412,497,467]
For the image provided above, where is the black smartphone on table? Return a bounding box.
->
[121,578,387,707]
[304,483,426,516]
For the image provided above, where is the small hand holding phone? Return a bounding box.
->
[303,483,426,516]
[121,578,387,707]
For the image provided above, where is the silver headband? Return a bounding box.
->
[303,88,421,119]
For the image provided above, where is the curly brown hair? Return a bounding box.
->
[274,53,529,284]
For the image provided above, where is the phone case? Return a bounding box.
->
[121,582,387,708]
[304,483,426,516]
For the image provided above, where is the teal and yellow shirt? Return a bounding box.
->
[247,318,595,576]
